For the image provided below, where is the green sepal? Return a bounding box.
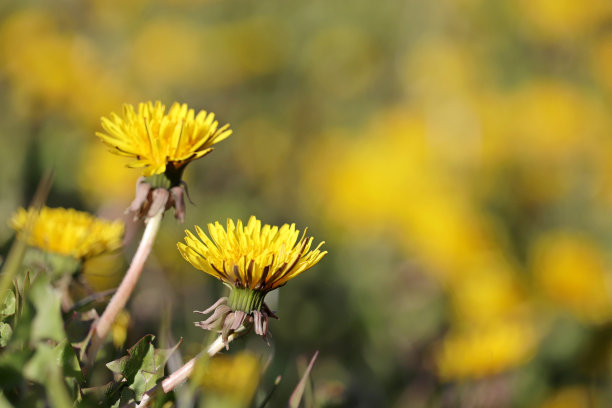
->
[22,247,81,280]
[228,288,267,313]
[147,164,185,189]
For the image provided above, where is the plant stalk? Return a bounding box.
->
[86,211,163,366]
[136,333,236,408]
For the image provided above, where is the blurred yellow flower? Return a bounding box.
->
[450,256,525,324]
[510,81,593,161]
[129,19,202,89]
[78,140,140,206]
[0,10,70,110]
[129,17,287,92]
[591,33,612,95]
[82,252,125,291]
[111,310,130,348]
[436,319,537,381]
[0,9,127,123]
[516,0,611,39]
[178,216,326,341]
[11,206,124,260]
[97,101,232,177]
[532,233,612,323]
[538,386,593,408]
[305,109,494,282]
[194,352,261,407]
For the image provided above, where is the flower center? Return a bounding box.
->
[228,288,267,313]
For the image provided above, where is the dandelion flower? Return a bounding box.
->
[178,216,326,342]
[96,101,231,220]
[10,207,124,272]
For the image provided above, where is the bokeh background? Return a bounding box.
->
[2,0,612,406]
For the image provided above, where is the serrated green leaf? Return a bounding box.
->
[132,339,183,401]
[106,335,182,402]
[29,275,65,343]
[154,338,183,373]
[118,386,136,407]
[54,339,84,384]
[23,343,56,383]
[0,323,12,347]
[81,380,124,407]
[129,341,157,400]
[106,334,155,380]
[0,290,15,320]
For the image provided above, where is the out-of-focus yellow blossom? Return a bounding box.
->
[516,0,612,39]
[477,81,608,206]
[193,352,261,407]
[509,82,595,161]
[0,9,127,123]
[111,310,130,348]
[532,233,612,324]
[11,206,124,260]
[436,319,537,381]
[306,111,429,227]
[538,387,593,408]
[304,109,494,282]
[401,38,480,99]
[78,141,140,206]
[97,101,232,177]
[179,216,326,341]
[82,253,125,291]
[0,10,72,111]
[399,194,492,282]
[591,33,612,96]
[129,19,202,90]
[450,256,525,324]
[129,17,286,91]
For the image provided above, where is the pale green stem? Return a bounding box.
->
[136,332,238,408]
[86,211,163,366]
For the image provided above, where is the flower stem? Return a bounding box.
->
[136,333,237,408]
[85,210,164,367]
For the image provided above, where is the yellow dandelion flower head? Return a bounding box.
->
[96,101,232,177]
[10,206,124,260]
[435,319,537,381]
[178,216,327,292]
